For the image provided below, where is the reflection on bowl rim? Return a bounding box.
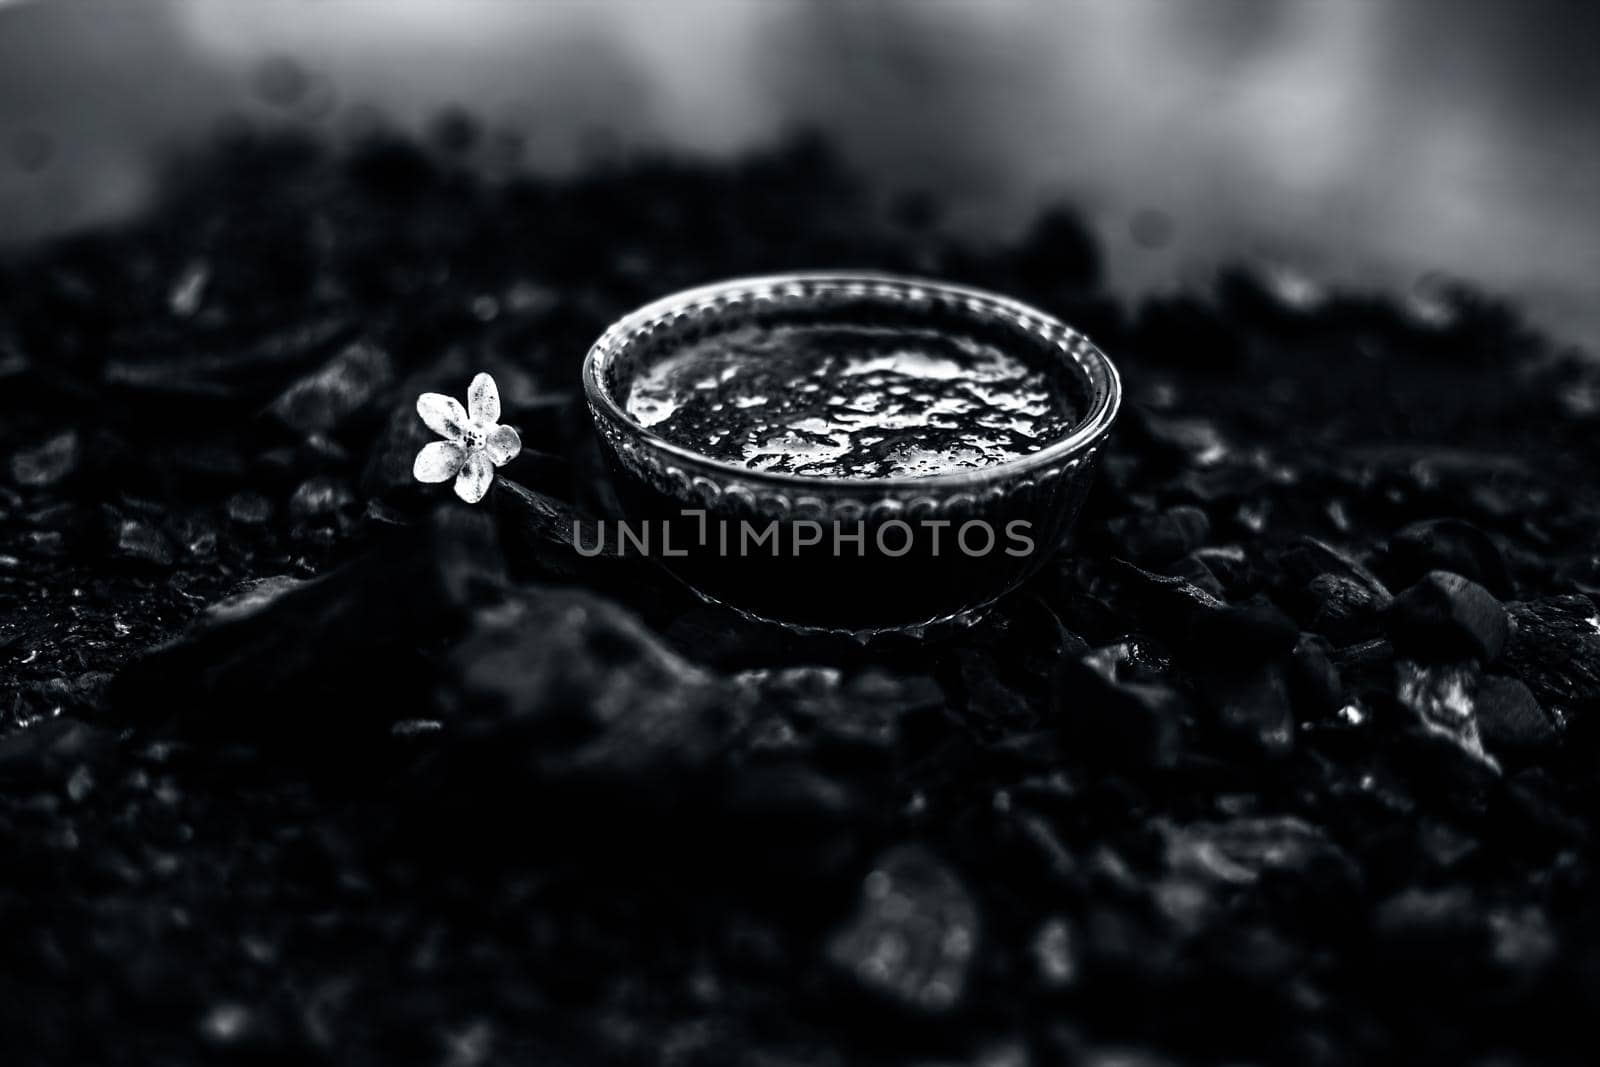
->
[582,271,1122,493]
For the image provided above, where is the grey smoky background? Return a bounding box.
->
[1,0,1597,348]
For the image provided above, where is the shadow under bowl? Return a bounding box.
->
[582,272,1122,636]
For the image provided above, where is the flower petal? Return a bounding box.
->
[454,450,494,503]
[417,392,469,441]
[467,372,500,424]
[485,424,521,467]
[413,440,466,483]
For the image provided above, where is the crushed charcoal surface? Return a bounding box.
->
[2,128,1599,1066]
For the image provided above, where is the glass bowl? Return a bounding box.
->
[582,272,1122,636]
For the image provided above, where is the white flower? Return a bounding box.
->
[412,372,522,503]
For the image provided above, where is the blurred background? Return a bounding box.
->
[1,0,1596,347]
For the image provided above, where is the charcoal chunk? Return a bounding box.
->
[1386,518,1514,600]
[1374,888,1490,970]
[1192,544,1254,592]
[1386,570,1510,663]
[1393,660,1498,773]
[1474,675,1557,756]
[104,315,355,411]
[0,717,119,787]
[490,477,672,602]
[225,491,275,526]
[110,517,174,568]
[1030,917,1080,990]
[1106,505,1210,564]
[1200,598,1301,662]
[1288,633,1345,718]
[1199,661,1296,759]
[269,340,394,436]
[1135,411,1232,470]
[1161,815,1343,886]
[1058,641,1188,769]
[1169,553,1226,599]
[1111,560,1296,663]
[826,846,978,1015]
[1303,572,1391,645]
[111,507,503,741]
[1501,595,1600,724]
[10,430,79,488]
[443,586,743,786]
[287,477,355,522]
[1279,536,1390,600]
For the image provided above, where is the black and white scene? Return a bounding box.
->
[2,1,1599,1064]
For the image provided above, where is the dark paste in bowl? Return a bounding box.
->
[583,273,1121,635]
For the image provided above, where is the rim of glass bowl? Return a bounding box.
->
[582,271,1122,493]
